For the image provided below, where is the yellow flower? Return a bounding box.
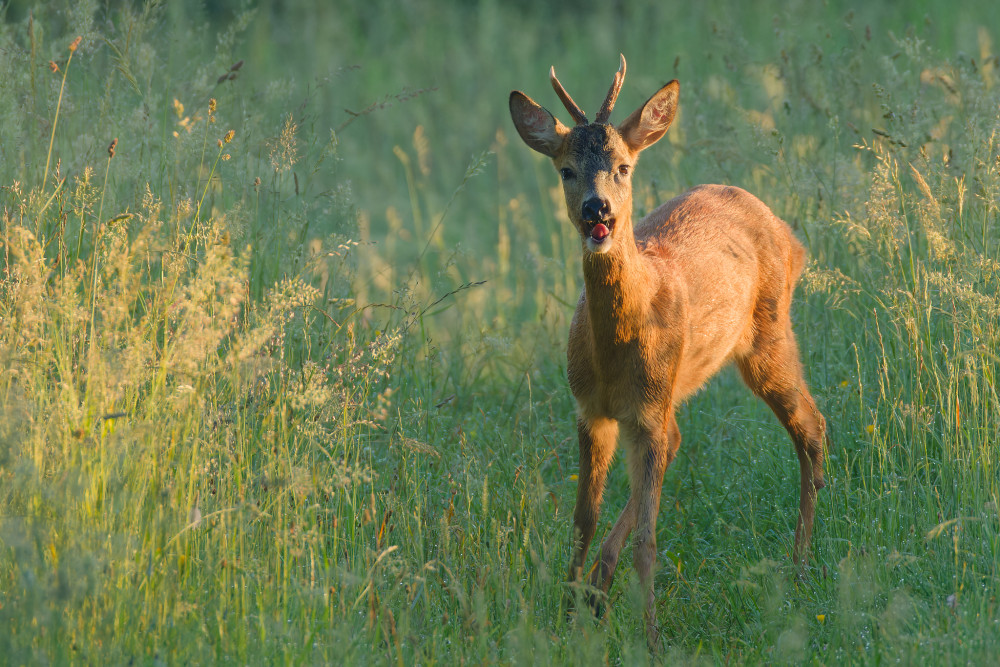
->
[840,380,849,388]
[816,614,826,623]
[866,424,875,434]
[570,474,578,481]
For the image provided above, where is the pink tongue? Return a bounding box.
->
[591,224,609,241]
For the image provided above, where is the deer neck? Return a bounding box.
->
[581,217,652,344]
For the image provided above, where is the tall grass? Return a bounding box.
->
[1,1,998,663]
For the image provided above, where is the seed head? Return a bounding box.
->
[108,138,118,158]
[69,36,82,53]
[217,139,223,148]
[224,130,235,144]
[49,60,59,73]
[209,98,217,114]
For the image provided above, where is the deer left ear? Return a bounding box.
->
[619,80,679,153]
[509,91,569,158]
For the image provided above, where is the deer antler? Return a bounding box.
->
[550,66,588,125]
[595,54,626,124]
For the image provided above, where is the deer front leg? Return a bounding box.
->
[626,413,680,648]
[568,416,618,584]
[589,412,680,598]
[587,494,637,601]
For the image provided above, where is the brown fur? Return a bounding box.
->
[510,58,826,646]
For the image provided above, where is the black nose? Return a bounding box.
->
[581,197,610,222]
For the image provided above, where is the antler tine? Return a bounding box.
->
[549,66,589,125]
[595,54,627,124]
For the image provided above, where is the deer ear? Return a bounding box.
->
[619,80,679,153]
[509,91,569,158]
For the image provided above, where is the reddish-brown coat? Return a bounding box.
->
[510,57,826,647]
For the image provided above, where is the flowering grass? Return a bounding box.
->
[1,1,999,664]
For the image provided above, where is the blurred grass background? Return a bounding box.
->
[1,0,999,663]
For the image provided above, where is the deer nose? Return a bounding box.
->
[581,197,610,222]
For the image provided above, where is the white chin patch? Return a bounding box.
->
[585,234,614,253]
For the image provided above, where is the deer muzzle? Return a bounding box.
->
[582,197,614,244]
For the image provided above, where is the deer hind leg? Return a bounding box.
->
[568,416,619,585]
[737,331,827,566]
[623,411,680,646]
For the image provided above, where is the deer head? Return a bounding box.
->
[509,55,679,254]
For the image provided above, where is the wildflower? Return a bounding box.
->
[840,380,849,388]
[209,98,217,114]
[570,474,578,481]
[224,130,235,144]
[816,614,826,623]
[108,138,117,159]
[69,36,82,52]
[866,424,875,434]
[49,60,59,73]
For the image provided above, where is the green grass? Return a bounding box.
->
[1,0,999,663]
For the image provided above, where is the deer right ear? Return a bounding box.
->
[619,80,679,153]
[509,91,569,158]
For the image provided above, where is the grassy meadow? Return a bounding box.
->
[2,0,999,663]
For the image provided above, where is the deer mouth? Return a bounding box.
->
[587,219,614,244]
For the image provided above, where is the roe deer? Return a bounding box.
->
[509,55,827,645]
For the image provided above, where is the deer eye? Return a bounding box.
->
[617,164,631,177]
[559,168,575,180]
